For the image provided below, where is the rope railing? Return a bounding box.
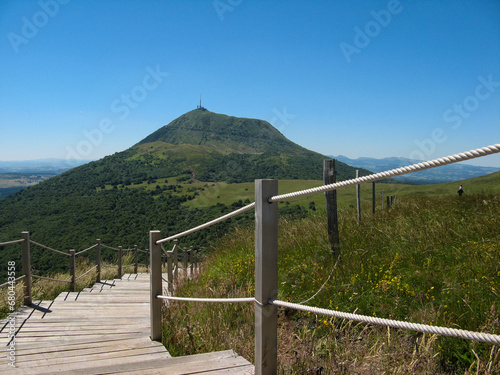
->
[32,274,71,283]
[0,238,25,246]
[157,295,255,303]
[75,265,98,281]
[74,243,98,256]
[156,203,255,244]
[100,244,120,251]
[269,144,500,202]
[0,275,25,288]
[30,240,70,257]
[271,299,500,345]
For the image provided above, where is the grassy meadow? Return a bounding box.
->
[106,170,500,212]
[162,190,500,374]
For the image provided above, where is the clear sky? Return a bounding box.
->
[1,0,499,167]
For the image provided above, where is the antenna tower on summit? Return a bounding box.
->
[197,95,206,111]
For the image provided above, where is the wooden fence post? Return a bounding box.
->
[173,240,178,280]
[381,190,385,213]
[167,250,173,294]
[189,246,194,276]
[118,246,122,279]
[21,231,32,306]
[372,182,376,214]
[356,170,361,222]
[150,230,162,341]
[323,159,340,256]
[183,247,188,274]
[134,245,138,274]
[96,239,101,283]
[69,249,76,292]
[255,179,278,375]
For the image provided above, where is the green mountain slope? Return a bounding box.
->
[132,109,365,183]
[136,109,295,153]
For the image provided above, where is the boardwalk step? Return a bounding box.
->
[23,350,252,375]
[0,273,254,374]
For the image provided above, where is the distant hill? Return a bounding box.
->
[0,159,91,199]
[0,159,90,173]
[332,155,500,184]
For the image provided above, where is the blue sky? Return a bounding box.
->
[1,0,499,167]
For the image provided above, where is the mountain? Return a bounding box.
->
[332,155,500,184]
[130,109,366,183]
[0,109,366,278]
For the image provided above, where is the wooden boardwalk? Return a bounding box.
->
[0,273,254,374]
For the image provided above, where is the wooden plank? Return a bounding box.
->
[10,337,163,357]
[27,350,253,375]
[16,346,171,368]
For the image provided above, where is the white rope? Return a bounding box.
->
[100,244,120,251]
[157,295,255,303]
[269,144,500,202]
[30,240,70,256]
[75,265,98,281]
[157,202,255,244]
[271,300,500,345]
[298,253,341,305]
[75,243,98,256]
[31,274,71,283]
[0,275,25,288]
[0,238,25,246]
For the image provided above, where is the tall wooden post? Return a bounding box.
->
[372,182,376,214]
[189,246,194,276]
[118,246,122,279]
[150,230,162,341]
[323,159,340,255]
[381,190,385,213]
[167,251,173,294]
[183,248,188,274]
[173,240,178,279]
[96,239,101,283]
[69,249,76,292]
[356,170,361,222]
[255,179,278,375]
[134,245,138,274]
[21,231,32,306]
